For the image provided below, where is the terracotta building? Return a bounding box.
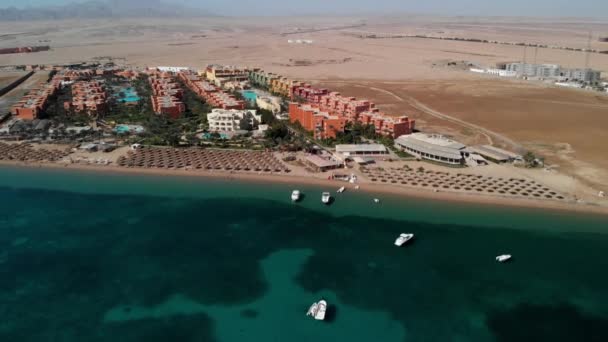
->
[251,67,416,139]
[115,70,140,80]
[64,80,108,116]
[10,76,62,120]
[360,109,416,137]
[60,69,95,82]
[149,73,185,119]
[151,95,186,119]
[289,103,346,140]
[178,72,245,110]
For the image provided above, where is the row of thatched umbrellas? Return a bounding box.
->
[0,142,70,162]
[116,147,290,173]
[361,167,565,200]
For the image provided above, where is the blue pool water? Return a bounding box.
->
[114,125,145,134]
[117,87,141,103]
[241,90,257,103]
[201,132,229,140]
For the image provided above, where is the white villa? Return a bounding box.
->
[207,109,261,132]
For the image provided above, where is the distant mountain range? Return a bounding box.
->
[0,0,215,21]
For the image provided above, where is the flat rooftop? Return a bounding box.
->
[395,133,465,160]
[336,144,387,154]
[306,155,341,168]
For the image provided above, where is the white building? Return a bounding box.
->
[506,63,561,78]
[505,63,601,83]
[470,68,517,77]
[156,66,190,73]
[335,144,388,157]
[394,133,467,165]
[555,82,584,89]
[256,96,282,113]
[207,109,261,132]
[486,69,517,77]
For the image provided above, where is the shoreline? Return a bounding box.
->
[2,160,607,217]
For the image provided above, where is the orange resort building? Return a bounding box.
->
[251,68,415,139]
[64,80,108,116]
[289,103,346,140]
[114,69,140,80]
[288,96,415,139]
[10,75,62,120]
[178,72,245,110]
[149,73,185,119]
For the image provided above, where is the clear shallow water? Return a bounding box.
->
[0,166,607,341]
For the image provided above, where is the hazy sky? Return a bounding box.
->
[2,0,607,17]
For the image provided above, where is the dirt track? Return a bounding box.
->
[316,78,608,191]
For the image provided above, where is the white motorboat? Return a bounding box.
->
[322,192,331,204]
[394,233,414,247]
[291,190,301,202]
[354,185,360,190]
[374,198,380,203]
[496,254,512,263]
[306,302,319,317]
[337,186,345,193]
[315,300,327,321]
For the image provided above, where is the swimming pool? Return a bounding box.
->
[114,125,145,134]
[116,87,141,103]
[241,90,257,103]
[201,132,229,140]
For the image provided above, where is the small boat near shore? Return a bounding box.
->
[322,192,331,204]
[337,186,345,193]
[496,254,512,263]
[394,233,414,246]
[291,190,301,202]
[374,198,380,203]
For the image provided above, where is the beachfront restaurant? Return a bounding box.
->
[468,145,522,164]
[394,133,466,165]
[335,144,388,157]
[305,155,342,172]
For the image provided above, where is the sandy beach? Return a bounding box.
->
[2,159,607,216]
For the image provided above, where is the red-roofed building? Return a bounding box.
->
[149,73,185,119]
[178,71,246,110]
[64,80,108,116]
[10,76,62,120]
[289,103,346,140]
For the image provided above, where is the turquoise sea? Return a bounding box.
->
[1,165,607,341]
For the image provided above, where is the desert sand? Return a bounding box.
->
[1,16,607,78]
[314,78,608,191]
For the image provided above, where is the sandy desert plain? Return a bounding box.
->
[1,15,608,197]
